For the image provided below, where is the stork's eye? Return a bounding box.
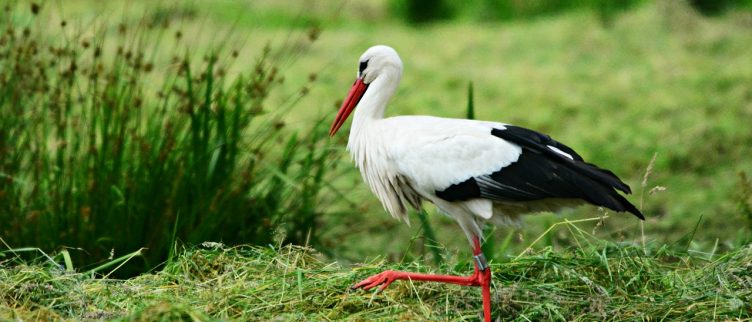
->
[358,60,369,76]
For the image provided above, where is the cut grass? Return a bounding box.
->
[2,2,752,319]
[1,238,750,321]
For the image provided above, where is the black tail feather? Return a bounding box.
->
[490,125,643,219]
[578,162,632,194]
[564,164,644,220]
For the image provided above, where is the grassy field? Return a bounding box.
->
[2,0,752,320]
[2,242,751,320]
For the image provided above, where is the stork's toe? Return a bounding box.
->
[352,270,400,291]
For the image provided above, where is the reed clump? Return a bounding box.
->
[0,2,332,276]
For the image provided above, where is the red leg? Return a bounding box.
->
[353,237,493,322]
[481,265,492,322]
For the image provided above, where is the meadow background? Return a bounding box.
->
[1,0,751,320]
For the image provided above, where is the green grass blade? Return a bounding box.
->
[466,81,474,120]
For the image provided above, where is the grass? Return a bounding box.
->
[2,0,752,320]
[5,0,748,261]
[0,1,335,275]
[2,228,751,321]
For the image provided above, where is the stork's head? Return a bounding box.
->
[329,45,403,136]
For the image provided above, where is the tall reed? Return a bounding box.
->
[0,3,333,275]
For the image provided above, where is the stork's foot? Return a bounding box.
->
[352,267,492,321]
[351,237,493,322]
[352,267,489,290]
[352,270,403,291]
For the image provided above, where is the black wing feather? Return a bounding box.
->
[493,126,584,161]
[435,126,644,220]
[492,126,632,194]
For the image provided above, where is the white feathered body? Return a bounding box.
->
[348,115,578,242]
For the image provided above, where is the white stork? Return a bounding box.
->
[330,45,643,321]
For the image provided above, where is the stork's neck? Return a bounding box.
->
[350,71,401,137]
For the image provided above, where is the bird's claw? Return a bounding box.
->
[352,270,400,291]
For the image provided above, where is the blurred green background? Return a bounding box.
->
[1,0,751,276]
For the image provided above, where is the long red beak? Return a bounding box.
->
[329,78,368,136]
